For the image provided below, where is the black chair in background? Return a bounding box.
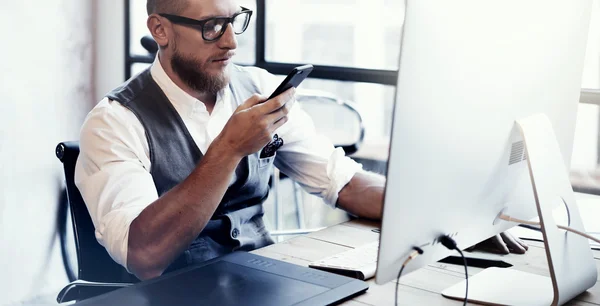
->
[295,89,365,155]
[270,89,365,235]
[141,35,158,55]
[55,142,137,303]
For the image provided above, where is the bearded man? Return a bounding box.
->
[75,0,528,281]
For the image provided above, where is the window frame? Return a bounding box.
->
[124,0,600,194]
[123,0,398,85]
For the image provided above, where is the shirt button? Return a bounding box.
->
[231,228,240,238]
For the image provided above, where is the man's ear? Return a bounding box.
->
[147,14,169,48]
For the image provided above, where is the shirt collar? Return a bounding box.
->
[150,55,207,116]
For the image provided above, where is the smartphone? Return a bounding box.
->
[267,64,314,100]
[259,65,313,159]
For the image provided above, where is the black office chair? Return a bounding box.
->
[270,89,366,235]
[141,35,158,55]
[295,89,365,155]
[55,142,137,303]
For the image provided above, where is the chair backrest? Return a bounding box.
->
[141,35,158,55]
[296,89,365,155]
[56,141,137,283]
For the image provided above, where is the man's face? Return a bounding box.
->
[163,0,241,94]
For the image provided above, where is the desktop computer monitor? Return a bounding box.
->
[377,0,596,304]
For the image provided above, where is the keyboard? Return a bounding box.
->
[308,241,379,280]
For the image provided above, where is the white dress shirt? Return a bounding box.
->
[74,56,362,268]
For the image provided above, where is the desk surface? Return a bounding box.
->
[252,219,600,306]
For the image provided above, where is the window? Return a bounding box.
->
[264,0,403,70]
[126,0,257,77]
[300,79,395,142]
[131,62,151,78]
[261,0,399,145]
[125,0,398,145]
[570,2,600,194]
[582,1,600,90]
[128,0,151,57]
[229,0,257,65]
[124,0,600,193]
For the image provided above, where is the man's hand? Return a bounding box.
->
[126,89,295,280]
[214,88,295,158]
[466,232,529,255]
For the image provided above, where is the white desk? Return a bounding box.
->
[252,219,600,306]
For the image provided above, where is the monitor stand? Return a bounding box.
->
[442,113,597,306]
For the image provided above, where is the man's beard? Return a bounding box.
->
[170,42,229,95]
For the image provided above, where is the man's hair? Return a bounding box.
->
[146,0,188,15]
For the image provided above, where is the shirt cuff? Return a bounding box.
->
[324,147,363,207]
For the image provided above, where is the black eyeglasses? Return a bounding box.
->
[159,7,253,42]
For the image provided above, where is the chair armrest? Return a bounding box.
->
[57,280,132,303]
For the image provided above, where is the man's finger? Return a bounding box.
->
[500,232,527,254]
[264,96,295,123]
[259,87,296,113]
[490,234,510,255]
[239,94,267,110]
[470,236,505,254]
[516,236,529,251]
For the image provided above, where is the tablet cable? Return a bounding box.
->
[439,235,469,306]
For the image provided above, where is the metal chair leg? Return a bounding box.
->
[272,168,284,239]
[292,182,305,228]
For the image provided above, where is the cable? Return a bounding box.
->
[518,223,600,251]
[499,214,600,245]
[456,248,468,306]
[57,187,76,282]
[394,264,407,306]
[395,246,424,306]
[439,235,468,306]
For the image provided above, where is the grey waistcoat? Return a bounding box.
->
[106,66,275,272]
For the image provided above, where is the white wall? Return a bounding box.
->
[0,1,94,304]
[94,0,125,101]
